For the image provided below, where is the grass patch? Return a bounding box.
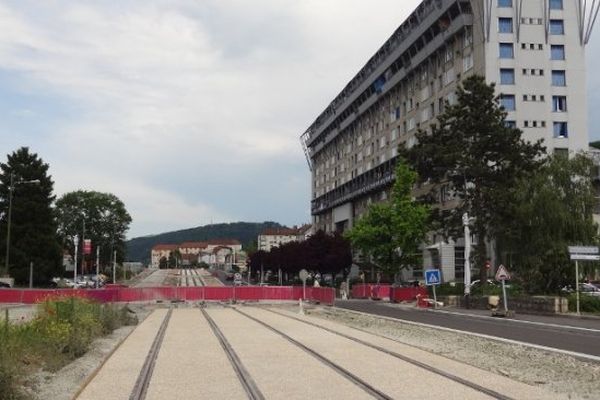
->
[0,297,137,400]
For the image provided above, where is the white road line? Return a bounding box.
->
[423,308,600,334]
[336,307,600,363]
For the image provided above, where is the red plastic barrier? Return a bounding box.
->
[0,285,336,305]
[306,287,335,305]
[390,286,428,303]
[351,284,391,299]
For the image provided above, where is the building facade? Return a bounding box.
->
[258,226,312,252]
[301,0,598,281]
[150,239,242,269]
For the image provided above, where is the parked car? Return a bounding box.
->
[580,283,600,296]
[0,281,11,288]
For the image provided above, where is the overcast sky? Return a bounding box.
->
[1,1,599,238]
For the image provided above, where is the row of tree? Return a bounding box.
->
[0,147,132,285]
[346,76,598,293]
[247,230,352,282]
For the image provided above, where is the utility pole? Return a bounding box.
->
[3,173,14,277]
[95,246,100,288]
[113,250,117,284]
[73,235,79,284]
[463,212,471,309]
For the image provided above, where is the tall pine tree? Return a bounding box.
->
[0,147,62,284]
[404,76,545,281]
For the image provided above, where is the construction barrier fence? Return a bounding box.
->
[0,286,336,306]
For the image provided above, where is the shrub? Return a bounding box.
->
[568,294,600,313]
[0,295,139,397]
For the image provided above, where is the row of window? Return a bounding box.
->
[499,18,564,34]
[506,120,569,137]
[500,94,567,112]
[499,68,566,86]
[500,43,565,59]
[499,0,562,10]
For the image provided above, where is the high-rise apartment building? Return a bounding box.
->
[301,0,598,280]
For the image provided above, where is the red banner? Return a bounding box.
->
[83,239,92,255]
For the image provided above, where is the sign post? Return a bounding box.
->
[233,272,242,303]
[568,246,599,316]
[495,264,511,315]
[424,269,441,308]
[299,269,309,300]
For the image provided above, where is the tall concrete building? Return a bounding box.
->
[301,0,599,280]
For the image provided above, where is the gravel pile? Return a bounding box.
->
[306,306,600,400]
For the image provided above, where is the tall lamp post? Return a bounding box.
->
[463,213,471,309]
[3,173,40,277]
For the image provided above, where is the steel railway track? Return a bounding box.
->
[262,307,515,400]
[198,306,264,400]
[129,308,173,400]
[230,306,394,400]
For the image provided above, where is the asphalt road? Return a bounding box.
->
[335,300,600,358]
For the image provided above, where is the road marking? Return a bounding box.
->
[422,308,600,334]
[336,307,600,363]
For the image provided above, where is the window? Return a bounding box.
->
[498,0,512,6]
[499,18,513,33]
[499,43,514,58]
[552,96,567,112]
[552,70,566,86]
[505,120,517,128]
[500,94,516,111]
[500,68,515,84]
[551,45,565,60]
[550,19,564,35]
[550,0,563,10]
[463,53,474,71]
[553,122,568,137]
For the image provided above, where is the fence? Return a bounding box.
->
[351,284,392,299]
[0,286,336,306]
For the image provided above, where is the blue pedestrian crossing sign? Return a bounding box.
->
[425,269,441,286]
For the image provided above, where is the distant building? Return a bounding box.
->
[150,244,179,269]
[150,239,242,268]
[258,225,312,252]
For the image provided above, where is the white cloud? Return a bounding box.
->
[17,0,600,238]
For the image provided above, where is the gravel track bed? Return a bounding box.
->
[206,306,372,400]
[301,305,600,400]
[145,308,247,400]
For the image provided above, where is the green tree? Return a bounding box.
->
[404,75,545,281]
[498,154,599,293]
[0,147,62,284]
[55,191,132,269]
[168,249,181,268]
[345,159,429,277]
[159,256,168,269]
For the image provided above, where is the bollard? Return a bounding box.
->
[299,298,304,315]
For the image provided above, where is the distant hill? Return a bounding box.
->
[125,221,283,264]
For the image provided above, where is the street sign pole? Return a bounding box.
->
[575,260,580,316]
[501,279,508,313]
[432,283,437,309]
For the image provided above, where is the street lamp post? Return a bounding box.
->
[3,173,40,277]
[73,235,79,285]
[463,213,471,309]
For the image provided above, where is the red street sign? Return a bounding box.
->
[83,239,92,255]
[495,264,511,281]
